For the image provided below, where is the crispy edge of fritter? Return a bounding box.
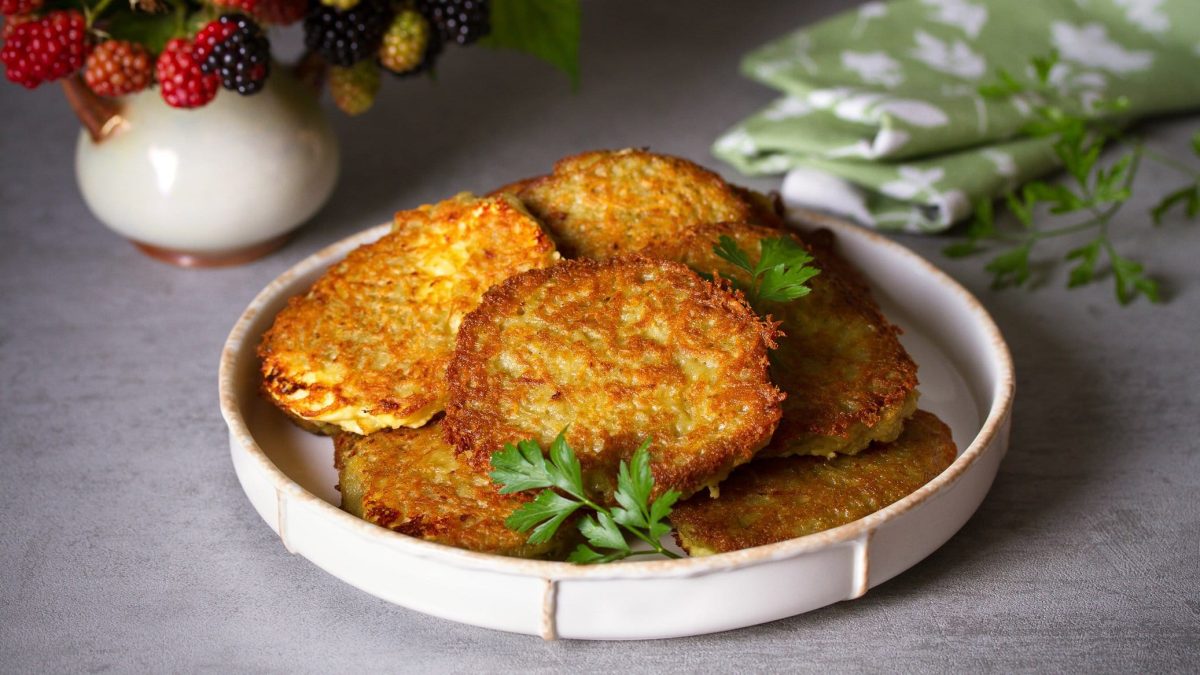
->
[443,254,785,502]
[257,193,560,435]
[333,423,575,559]
[510,149,762,259]
[670,409,957,555]
[644,221,919,459]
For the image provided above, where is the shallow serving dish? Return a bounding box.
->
[218,212,1014,640]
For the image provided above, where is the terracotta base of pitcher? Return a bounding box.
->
[131,233,291,268]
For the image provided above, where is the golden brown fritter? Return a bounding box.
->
[444,256,785,503]
[645,221,919,459]
[258,193,560,435]
[334,422,573,558]
[506,149,763,259]
[670,410,957,555]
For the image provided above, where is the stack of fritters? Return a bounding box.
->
[258,149,957,559]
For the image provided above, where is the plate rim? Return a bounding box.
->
[218,212,1015,582]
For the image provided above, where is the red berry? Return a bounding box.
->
[0,10,88,89]
[84,40,152,97]
[1,14,33,40]
[212,0,305,26]
[255,0,306,25]
[0,0,41,17]
[155,38,219,109]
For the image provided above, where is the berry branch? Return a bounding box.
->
[1,0,580,115]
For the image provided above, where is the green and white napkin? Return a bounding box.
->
[713,0,1200,232]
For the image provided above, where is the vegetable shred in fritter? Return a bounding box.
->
[335,422,575,558]
[258,193,560,435]
[505,149,768,259]
[670,410,957,555]
[647,221,919,459]
[444,256,785,503]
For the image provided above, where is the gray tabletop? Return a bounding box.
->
[2,1,1198,671]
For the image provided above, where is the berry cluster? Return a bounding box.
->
[0,0,491,115]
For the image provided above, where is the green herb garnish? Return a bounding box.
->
[946,50,1200,305]
[491,432,681,563]
[712,235,820,307]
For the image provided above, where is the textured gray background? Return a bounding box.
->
[1,1,1198,672]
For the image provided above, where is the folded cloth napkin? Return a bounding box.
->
[713,0,1200,232]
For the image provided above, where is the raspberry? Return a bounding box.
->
[416,0,489,46]
[378,7,439,76]
[0,10,88,89]
[194,13,271,95]
[84,40,152,97]
[0,0,40,16]
[155,38,219,109]
[303,0,390,67]
[328,59,379,115]
[211,0,306,26]
[1,14,33,40]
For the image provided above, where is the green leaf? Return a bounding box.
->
[490,439,554,494]
[647,490,680,541]
[713,235,754,275]
[1191,130,1200,158]
[758,262,819,303]
[978,69,1024,98]
[943,241,982,258]
[546,430,586,499]
[1110,252,1161,305]
[1023,182,1086,215]
[579,512,629,553]
[1004,191,1033,228]
[481,0,581,88]
[1151,185,1200,225]
[985,244,1032,289]
[566,544,604,564]
[1065,240,1101,288]
[1032,50,1058,85]
[504,490,582,544]
[101,10,178,53]
[612,440,653,530]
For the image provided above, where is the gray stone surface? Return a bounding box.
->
[1,1,1198,671]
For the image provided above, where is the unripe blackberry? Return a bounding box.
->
[156,37,220,109]
[84,40,153,97]
[328,59,379,115]
[0,10,88,89]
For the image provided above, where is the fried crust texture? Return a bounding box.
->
[645,221,919,458]
[258,193,560,435]
[507,149,763,259]
[334,422,573,558]
[671,410,957,555]
[444,255,784,502]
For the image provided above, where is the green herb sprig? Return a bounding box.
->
[946,50,1200,305]
[713,235,820,307]
[491,432,681,563]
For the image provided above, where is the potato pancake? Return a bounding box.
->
[506,149,763,259]
[670,410,957,555]
[444,256,784,503]
[258,193,559,435]
[335,422,573,558]
[646,221,919,458]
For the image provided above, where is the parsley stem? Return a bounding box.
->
[572,494,681,559]
[1140,146,1200,179]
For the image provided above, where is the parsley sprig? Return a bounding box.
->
[491,432,682,563]
[713,235,820,307]
[946,50,1200,305]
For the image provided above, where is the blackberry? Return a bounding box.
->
[193,14,271,95]
[379,7,441,77]
[416,0,489,46]
[303,0,390,67]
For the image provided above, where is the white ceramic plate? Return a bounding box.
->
[219,213,1014,640]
